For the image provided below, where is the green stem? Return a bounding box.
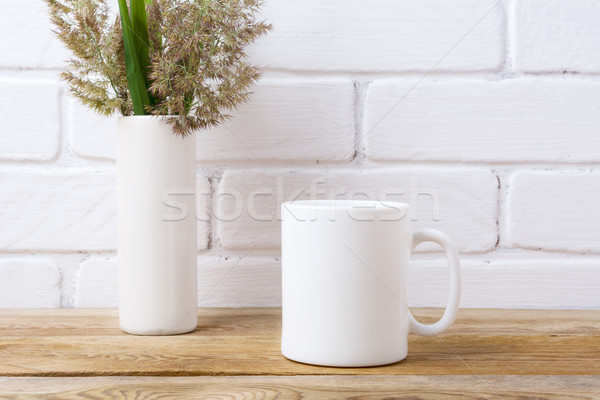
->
[117,0,151,115]
[130,0,155,106]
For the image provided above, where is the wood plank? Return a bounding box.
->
[0,376,599,399]
[0,308,598,377]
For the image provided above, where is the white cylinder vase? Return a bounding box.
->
[117,116,198,335]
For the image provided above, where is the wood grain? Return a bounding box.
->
[0,376,599,400]
[0,308,598,377]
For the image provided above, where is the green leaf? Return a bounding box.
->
[118,0,151,115]
[130,0,155,106]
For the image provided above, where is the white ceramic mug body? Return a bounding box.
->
[117,116,198,335]
[281,200,461,367]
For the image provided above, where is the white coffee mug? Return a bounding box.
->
[281,200,461,367]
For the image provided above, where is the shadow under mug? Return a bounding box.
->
[281,200,461,367]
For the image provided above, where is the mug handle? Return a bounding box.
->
[408,229,461,336]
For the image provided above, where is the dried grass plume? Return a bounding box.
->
[45,0,271,135]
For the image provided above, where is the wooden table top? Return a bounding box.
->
[0,308,598,399]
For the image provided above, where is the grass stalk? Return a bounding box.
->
[118,0,152,115]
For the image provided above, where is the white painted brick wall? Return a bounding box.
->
[0,78,60,161]
[73,255,600,309]
[507,170,600,253]
[196,80,355,162]
[0,1,68,68]
[515,0,600,73]
[75,256,281,307]
[0,0,599,309]
[74,257,118,308]
[217,168,498,252]
[70,80,356,162]
[364,79,600,162]
[68,98,119,161]
[409,258,600,309]
[0,259,61,308]
[0,170,118,251]
[0,171,211,251]
[248,0,504,72]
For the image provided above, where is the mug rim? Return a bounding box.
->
[282,199,410,213]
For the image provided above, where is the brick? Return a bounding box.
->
[0,171,210,251]
[74,255,600,309]
[68,98,118,160]
[74,256,281,307]
[69,80,355,162]
[217,168,498,252]
[0,0,68,68]
[0,78,60,161]
[196,177,212,251]
[74,257,118,308]
[0,170,116,251]
[0,259,61,307]
[248,0,504,72]
[364,79,600,162]
[196,80,355,162]
[515,0,600,73]
[198,256,281,307]
[507,170,600,253]
[409,258,600,309]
